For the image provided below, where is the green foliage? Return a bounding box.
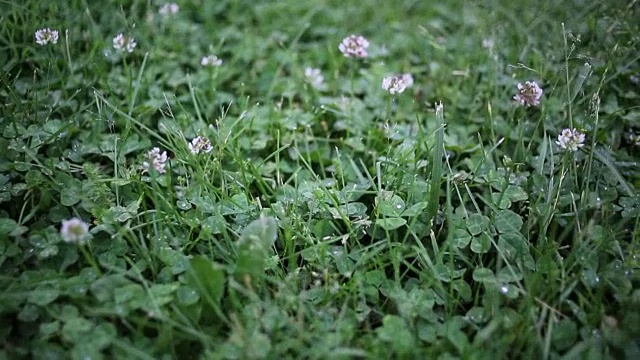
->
[0,0,638,358]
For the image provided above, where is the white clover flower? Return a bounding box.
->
[401,73,414,87]
[482,38,494,49]
[338,35,369,58]
[113,33,137,53]
[382,73,413,95]
[201,54,222,67]
[60,218,90,244]
[556,128,586,152]
[35,28,59,45]
[143,147,168,173]
[159,3,179,15]
[513,81,543,107]
[304,67,324,89]
[188,136,213,154]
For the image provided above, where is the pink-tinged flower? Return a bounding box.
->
[513,81,543,107]
[60,218,90,244]
[556,128,586,152]
[401,73,414,87]
[382,73,413,95]
[159,3,179,15]
[188,136,213,154]
[304,67,324,89]
[201,54,222,66]
[338,35,369,58]
[143,147,168,173]
[35,28,59,45]
[113,33,137,53]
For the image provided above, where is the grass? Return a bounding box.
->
[1,0,639,358]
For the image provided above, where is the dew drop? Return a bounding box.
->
[500,284,509,294]
[396,204,402,209]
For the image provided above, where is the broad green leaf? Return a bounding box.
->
[402,201,428,217]
[235,217,278,279]
[496,267,523,283]
[466,213,490,236]
[59,177,82,207]
[451,280,472,302]
[376,217,406,230]
[377,315,415,354]
[177,285,200,306]
[364,270,386,287]
[62,317,95,343]
[504,185,528,202]
[496,283,519,299]
[27,286,60,306]
[445,320,469,354]
[551,319,578,351]
[497,233,529,259]
[491,192,512,209]
[466,307,488,324]
[450,228,472,248]
[473,268,496,283]
[432,263,455,282]
[470,233,492,253]
[377,193,406,217]
[40,321,60,336]
[329,202,368,218]
[494,209,523,233]
[238,216,278,249]
[186,256,225,307]
[90,274,132,303]
[0,218,18,236]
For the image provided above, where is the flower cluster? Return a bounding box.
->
[188,136,213,154]
[381,73,414,95]
[338,35,369,58]
[513,81,543,107]
[556,128,586,152]
[304,67,324,89]
[143,147,168,173]
[113,33,137,53]
[60,218,90,244]
[201,54,223,67]
[35,28,59,45]
[159,3,179,15]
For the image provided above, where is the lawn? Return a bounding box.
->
[1,0,639,358]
